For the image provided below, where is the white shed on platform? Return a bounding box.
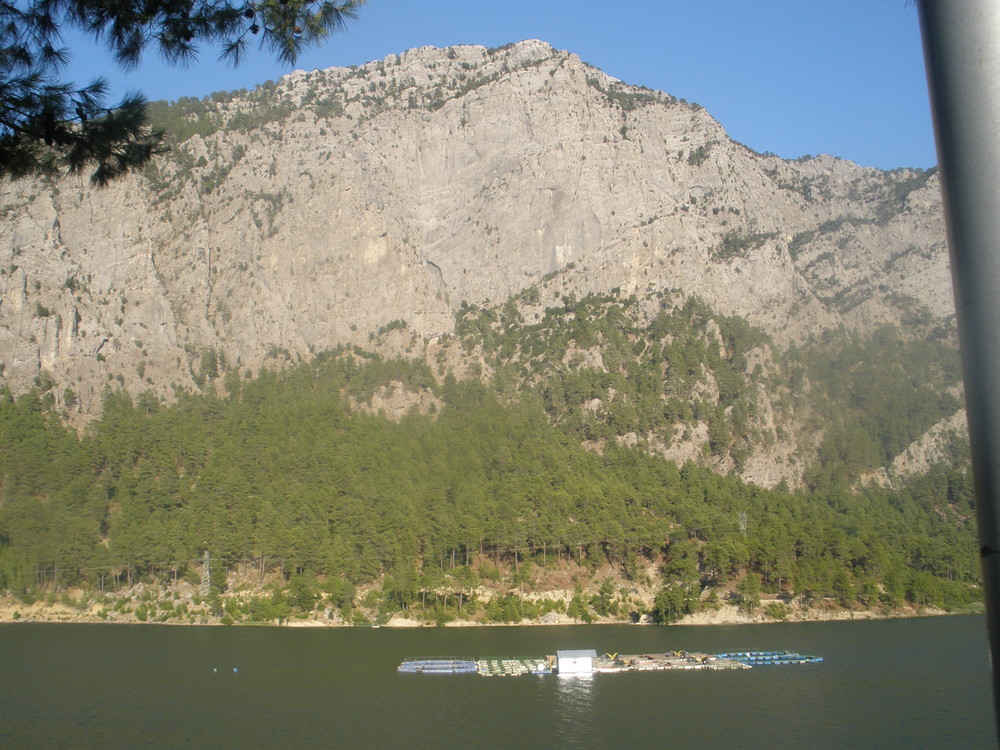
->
[556,649,598,674]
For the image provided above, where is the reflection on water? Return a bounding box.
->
[553,673,595,744]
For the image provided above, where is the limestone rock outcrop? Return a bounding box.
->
[0,41,953,481]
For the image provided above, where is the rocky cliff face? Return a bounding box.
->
[0,40,955,468]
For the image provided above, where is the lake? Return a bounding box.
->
[0,615,994,748]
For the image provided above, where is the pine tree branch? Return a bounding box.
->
[0,0,365,184]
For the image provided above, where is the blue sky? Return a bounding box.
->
[64,0,934,171]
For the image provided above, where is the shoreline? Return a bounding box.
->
[0,596,970,628]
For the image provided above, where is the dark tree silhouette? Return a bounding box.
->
[0,0,365,184]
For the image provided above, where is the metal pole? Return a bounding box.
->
[918,1,1000,739]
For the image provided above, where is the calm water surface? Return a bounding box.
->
[0,615,993,748]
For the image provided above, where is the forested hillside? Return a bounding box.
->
[452,289,963,488]
[0,293,977,625]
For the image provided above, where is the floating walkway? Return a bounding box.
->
[398,648,822,676]
[610,652,750,672]
[475,657,553,677]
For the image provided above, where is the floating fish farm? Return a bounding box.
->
[397,649,822,677]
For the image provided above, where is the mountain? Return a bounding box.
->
[0,41,977,623]
[0,39,958,491]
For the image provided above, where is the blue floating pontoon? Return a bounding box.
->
[397,658,479,674]
[714,650,823,665]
